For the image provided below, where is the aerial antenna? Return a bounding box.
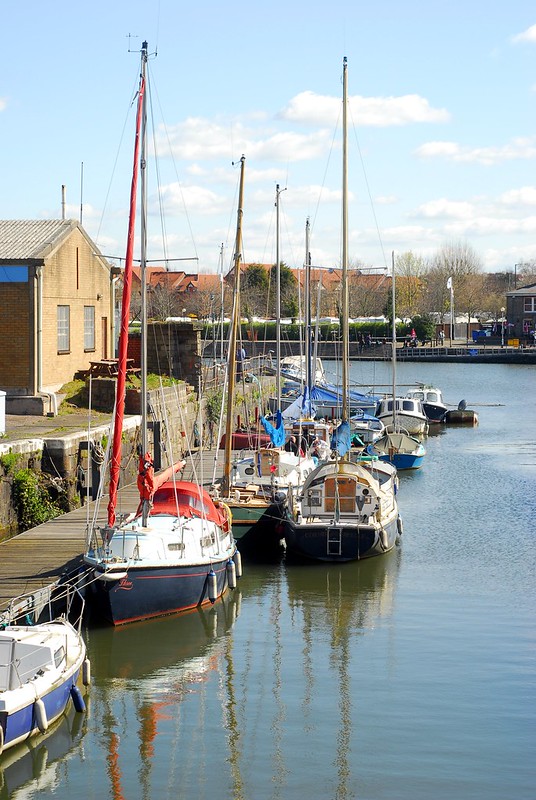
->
[127,33,157,58]
[79,161,84,225]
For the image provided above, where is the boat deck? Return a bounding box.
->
[0,447,250,618]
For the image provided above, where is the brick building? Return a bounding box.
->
[505,282,536,342]
[0,220,115,414]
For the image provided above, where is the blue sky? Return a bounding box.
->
[2,2,535,274]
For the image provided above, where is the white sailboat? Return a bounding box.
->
[84,42,238,624]
[367,252,427,468]
[283,57,401,562]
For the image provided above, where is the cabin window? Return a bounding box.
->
[428,392,439,402]
[402,400,414,411]
[54,646,65,668]
[57,305,70,353]
[168,542,185,551]
[84,305,95,351]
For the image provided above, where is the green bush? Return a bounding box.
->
[12,469,61,532]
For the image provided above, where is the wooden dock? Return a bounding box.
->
[0,446,245,621]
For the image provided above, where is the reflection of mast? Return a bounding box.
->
[221,589,244,800]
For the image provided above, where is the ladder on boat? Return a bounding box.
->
[327,527,342,556]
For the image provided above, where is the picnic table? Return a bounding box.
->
[88,359,140,378]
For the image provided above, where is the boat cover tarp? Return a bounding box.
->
[282,384,377,421]
[330,420,351,458]
[260,410,286,447]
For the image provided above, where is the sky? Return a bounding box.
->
[2,1,535,276]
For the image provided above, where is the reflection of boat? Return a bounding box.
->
[284,550,400,799]
[0,706,87,796]
[89,592,242,800]
[92,591,242,682]
[283,58,401,563]
[84,42,238,624]
[0,617,88,754]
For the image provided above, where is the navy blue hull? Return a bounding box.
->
[87,558,233,625]
[1,670,81,750]
[284,517,399,562]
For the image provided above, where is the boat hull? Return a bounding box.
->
[377,451,424,470]
[284,516,400,562]
[86,556,235,626]
[0,622,86,753]
[422,403,447,423]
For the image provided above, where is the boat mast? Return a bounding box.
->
[391,250,397,431]
[341,56,349,423]
[107,42,146,527]
[222,155,246,496]
[305,218,312,403]
[275,184,282,408]
[139,42,150,526]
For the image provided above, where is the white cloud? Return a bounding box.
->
[0,98,6,112]
[415,137,536,165]
[156,118,331,162]
[375,195,398,205]
[415,199,476,219]
[511,24,536,44]
[499,186,536,206]
[157,182,228,216]
[279,90,450,127]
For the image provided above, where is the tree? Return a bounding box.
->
[395,252,427,318]
[268,262,298,318]
[426,240,484,324]
[240,264,269,320]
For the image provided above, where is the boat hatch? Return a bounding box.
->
[325,476,357,513]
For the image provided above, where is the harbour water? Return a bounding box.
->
[1,362,535,799]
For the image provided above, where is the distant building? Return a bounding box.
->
[0,219,114,414]
[505,282,536,341]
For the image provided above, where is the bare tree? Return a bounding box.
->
[395,251,427,318]
[427,240,484,324]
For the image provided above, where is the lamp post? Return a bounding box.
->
[501,307,505,347]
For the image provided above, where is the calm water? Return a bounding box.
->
[2,362,535,799]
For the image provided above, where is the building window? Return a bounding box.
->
[57,305,70,353]
[84,305,95,351]
[523,297,536,312]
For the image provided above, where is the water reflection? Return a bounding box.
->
[0,708,87,800]
[85,591,242,800]
[285,552,400,800]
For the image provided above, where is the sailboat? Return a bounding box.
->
[367,253,426,469]
[84,42,238,625]
[211,157,287,552]
[283,57,401,562]
[231,189,318,501]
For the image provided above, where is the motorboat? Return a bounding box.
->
[405,385,447,423]
[376,396,428,436]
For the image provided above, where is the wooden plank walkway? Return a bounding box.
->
[0,447,248,617]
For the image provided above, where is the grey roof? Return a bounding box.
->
[0,219,80,261]
[506,282,536,297]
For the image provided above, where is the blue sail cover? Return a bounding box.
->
[330,420,351,458]
[322,383,380,405]
[260,410,286,447]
